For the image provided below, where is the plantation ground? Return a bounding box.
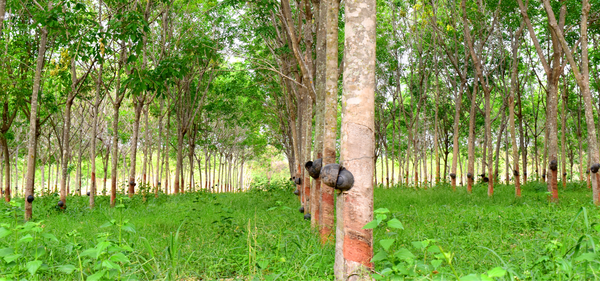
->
[0,180,598,280]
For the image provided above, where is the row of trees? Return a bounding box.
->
[2,0,600,279]
[0,0,275,218]
[237,0,599,278]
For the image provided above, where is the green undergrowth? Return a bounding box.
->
[0,179,598,280]
[372,181,600,280]
[0,179,333,280]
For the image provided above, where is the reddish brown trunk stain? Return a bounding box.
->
[588,174,591,189]
[314,178,321,225]
[467,177,473,193]
[304,176,310,207]
[320,188,334,243]
[515,175,521,197]
[343,236,373,268]
[550,169,559,201]
[91,172,96,194]
[451,178,456,191]
[488,177,494,196]
[128,177,135,197]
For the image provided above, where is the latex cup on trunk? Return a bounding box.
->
[320,163,354,191]
[305,158,323,179]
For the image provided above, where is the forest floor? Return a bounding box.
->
[0,180,598,280]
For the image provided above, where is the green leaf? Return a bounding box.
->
[487,267,507,278]
[102,260,121,270]
[427,245,441,253]
[374,208,390,214]
[257,259,269,269]
[87,269,106,281]
[431,259,443,269]
[80,248,98,258]
[371,250,388,262]
[460,274,480,281]
[110,253,130,263]
[387,218,404,229]
[411,241,425,249]
[42,233,59,242]
[26,260,43,275]
[57,264,76,274]
[0,248,13,257]
[480,274,494,281]
[18,234,33,244]
[4,253,22,263]
[35,246,46,258]
[121,223,136,233]
[362,219,379,229]
[575,253,597,262]
[379,239,395,251]
[0,228,11,239]
[376,214,387,224]
[394,248,415,260]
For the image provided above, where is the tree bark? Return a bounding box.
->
[467,76,478,193]
[334,0,376,278]
[24,22,48,219]
[543,0,598,203]
[509,24,524,197]
[320,0,338,244]
[128,101,144,196]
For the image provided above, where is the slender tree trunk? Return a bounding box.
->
[320,0,339,244]
[110,102,122,206]
[509,25,523,196]
[0,0,6,35]
[467,77,478,193]
[142,105,149,184]
[544,0,598,203]
[24,24,48,219]
[128,101,144,197]
[561,77,567,188]
[450,84,463,190]
[155,99,163,197]
[334,0,376,278]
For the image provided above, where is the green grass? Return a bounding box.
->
[372,181,600,280]
[0,179,598,280]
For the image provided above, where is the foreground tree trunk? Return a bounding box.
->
[25,25,49,220]
[334,0,376,279]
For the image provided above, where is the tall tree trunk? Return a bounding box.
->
[334,0,375,278]
[509,24,523,196]
[142,105,149,184]
[544,0,598,203]
[0,0,6,35]
[450,84,463,190]
[467,77,478,193]
[59,98,74,208]
[155,99,164,197]
[561,76,567,188]
[320,0,338,244]
[24,24,48,219]
[128,101,144,197]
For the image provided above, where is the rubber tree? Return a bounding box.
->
[543,0,600,204]
[517,0,565,201]
[24,4,50,219]
[334,0,376,279]
[320,0,338,244]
